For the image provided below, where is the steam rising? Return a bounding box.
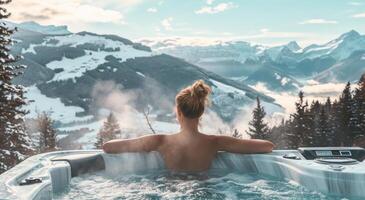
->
[91,80,245,136]
[92,81,143,133]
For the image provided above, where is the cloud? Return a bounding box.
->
[161,17,173,31]
[352,12,365,18]
[299,18,338,24]
[242,29,314,40]
[260,28,269,33]
[147,8,158,13]
[195,2,236,14]
[206,0,214,5]
[80,0,144,10]
[348,2,362,6]
[8,0,125,30]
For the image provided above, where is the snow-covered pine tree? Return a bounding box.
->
[338,82,354,146]
[246,97,270,140]
[324,97,337,146]
[309,100,322,146]
[330,100,343,146]
[303,100,315,146]
[315,107,331,147]
[37,112,57,153]
[0,0,32,174]
[95,112,121,149]
[289,91,307,148]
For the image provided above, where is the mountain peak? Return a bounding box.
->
[17,21,71,35]
[286,41,301,51]
[340,30,360,39]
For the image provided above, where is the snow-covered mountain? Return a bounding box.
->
[300,30,365,61]
[314,50,365,83]
[18,21,71,35]
[141,30,365,88]
[141,39,265,64]
[9,21,281,142]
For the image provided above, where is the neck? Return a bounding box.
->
[180,117,200,134]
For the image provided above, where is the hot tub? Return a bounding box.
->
[0,147,364,199]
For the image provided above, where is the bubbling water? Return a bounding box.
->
[54,170,334,200]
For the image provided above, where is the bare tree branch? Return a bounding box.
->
[143,106,156,134]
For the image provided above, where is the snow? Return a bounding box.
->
[21,34,152,82]
[305,39,342,54]
[46,47,150,81]
[210,79,246,95]
[143,38,267,63]
[21,44,38,54]
[274,73,281,80]
[136,71,146,77]
[274,73,290,86]
[25,86,93,123]
[281,77,289,86]
[302,31,365,60]
[50,34,125,49]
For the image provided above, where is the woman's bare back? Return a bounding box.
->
[158,133,217,172]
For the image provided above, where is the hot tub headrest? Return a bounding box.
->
[52,153,105,177]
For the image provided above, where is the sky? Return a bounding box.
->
[7,0,365,47]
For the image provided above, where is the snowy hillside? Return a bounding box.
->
[21,33,152,82]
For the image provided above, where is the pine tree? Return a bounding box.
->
[325,97,332,113]
[0,0,32,173]
[231,128,242,139]
[314,107,331,147]
[353,74,365,139]
[37,112,57,153]
[95,113,121,149]
[246,97,270,140]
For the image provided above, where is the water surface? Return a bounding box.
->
[55,170,354,200]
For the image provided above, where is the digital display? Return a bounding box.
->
[340,151,351,156]
[315,150,333,157]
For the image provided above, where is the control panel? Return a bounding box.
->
[298,147,365,161]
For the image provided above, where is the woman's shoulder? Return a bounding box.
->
[199,133,222,142]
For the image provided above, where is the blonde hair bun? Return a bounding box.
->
[175,80,212,119]
[191,80,211,102]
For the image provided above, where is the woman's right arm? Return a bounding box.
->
[102,134,164,154]
[214,135,274,154]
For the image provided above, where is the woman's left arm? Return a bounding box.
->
[102,134,164,154]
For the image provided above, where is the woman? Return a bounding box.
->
[103,80,274,172]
